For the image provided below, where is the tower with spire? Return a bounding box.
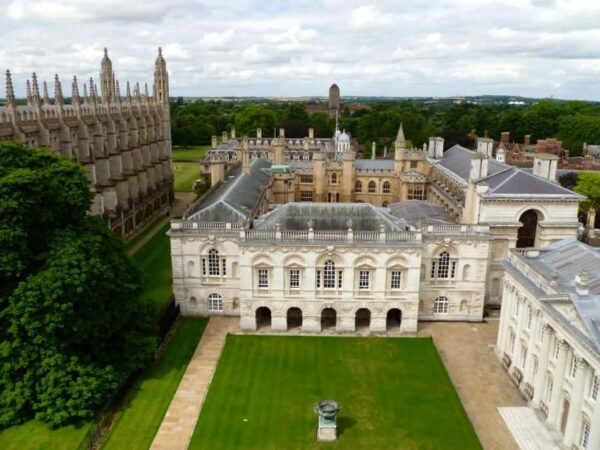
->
[100,48,115,103]
[154,47,169,104]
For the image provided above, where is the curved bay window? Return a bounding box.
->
[202,248,226,277]
[431,251,456,279]
[316,260,343,291]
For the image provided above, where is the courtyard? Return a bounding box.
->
[188,334,482,450]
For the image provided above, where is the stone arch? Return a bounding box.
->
[256,307,271,330]
[382,180,391,193]
[386,308,402,332]
[287,307,302,330]
[368,180,377,193]
[355,308,371,331]
[355,180,362,192]
[517,208,544,248]
[321,307,336,331]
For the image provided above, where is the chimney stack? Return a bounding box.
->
[231,126,236,140]
[533,153,558,183]
[222,131,228,143]
[501,131,510,144]
[524,135,531,146]
[428,137,444,159]
[308,127,314,139]
[575,270,589,296]
[279,128,285,138]
[242,137,250,175]
[477,138,494,158]
[211,135,217,149]
[371,142,376,160]
[256,128,262,140]
[469,152,488,182]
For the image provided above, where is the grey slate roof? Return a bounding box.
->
[436,145,582,199]
[355,159,395,170]
[388,200,454,226]
[253,203,408,231]
[187,159,271,223]
[516,239,600,352]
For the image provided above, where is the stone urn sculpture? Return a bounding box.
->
[314,400,341,441]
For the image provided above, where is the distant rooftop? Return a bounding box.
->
[389,200,455,226]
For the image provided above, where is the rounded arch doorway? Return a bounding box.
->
[321,308,337,331]
[287,307,302,330]
[355,308,371,332]
[517,209,541,248]
[256,307,272,331]
[386,308,402,332]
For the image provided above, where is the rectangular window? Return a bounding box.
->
[316,270,321,288]
[527,307,533,329]
[359,271,370,290]
[289,269,300,289]
[408,186,424,200]
[299,175,313,183]
[581,420,591,449]
[570,355,577,379]
[390,271,402,290]
[591,374,599,401]
[222,259,227,276]
[300,191,313,202]
[410,160,418,169]
[533,356,539,377]
[509,332,516,355]
[202,259,206,275]
[323,268,335,288]
[521,346,528,369]
[546,377,553,403]
[554,339,560,359]
[258,269,269,288]
[430,262,437,278]
[338,270,343,288]
[208,295,223,311]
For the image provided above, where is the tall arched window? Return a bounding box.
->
[368,181,376,193]
[433,296,449,314]
[431,251,456,279]
[331,173,337,184]
[208,293,223,311]
[323,260,336,288]
[382,181,391,193]
[208,249,220,276]
[355,180,362,193]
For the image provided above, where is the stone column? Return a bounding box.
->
[547,340,569,427]
[532,323,552,406]
[524,310,541,385]
[496,284,512,355]
[563,357,589,446]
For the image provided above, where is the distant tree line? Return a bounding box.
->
[171,97,600,157]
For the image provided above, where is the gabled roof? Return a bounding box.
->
[186,159,271,223]
[436,145,582,200]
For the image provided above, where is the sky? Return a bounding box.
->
[3,0,600,100]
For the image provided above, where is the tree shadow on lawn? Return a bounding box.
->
[336,416,357,437]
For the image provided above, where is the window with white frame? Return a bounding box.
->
[358,270,370,290]
[407,186,424,200]
[258,269,269,288]
[390,271,402,290]
[316,260,342,289]
[289,269,300,289]
[546,376,553,403]
[433,296,449,314]
[581,419,591,449]
[520,345,528,369]
[509,331,516,355]
[208,293,223,311]
[431,251,456,279]
[206,248,223,276]
[570,355,578,379]
[591,374,599,401]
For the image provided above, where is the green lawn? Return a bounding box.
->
[189,336,481,450]
[0,420,89,450]
[101,318,208,450]
[172,145,210,161]
[132,223,173,314]
[174,162,200,192]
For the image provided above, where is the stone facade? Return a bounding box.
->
[0,48,173,240]
[497,241,600,449]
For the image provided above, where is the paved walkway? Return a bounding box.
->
[127,191,195,256]
[150,316,238,450]
[499,407,562,450]
[418,319,525,450]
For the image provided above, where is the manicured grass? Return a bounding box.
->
[132,223,173,314]
[125,215,167,254]
[101,318,208,450]
[189,336,481,450]
[0,420,89,450]
[174,162,200,192]
[172,145,210,161]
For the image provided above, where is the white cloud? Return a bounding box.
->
[2,0,600,99]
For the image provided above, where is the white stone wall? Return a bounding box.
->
[497,270,600,449]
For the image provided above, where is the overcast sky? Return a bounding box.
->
[3,0,600,100]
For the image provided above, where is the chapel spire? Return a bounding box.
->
[5,70,16,107]
[43,80,50,106]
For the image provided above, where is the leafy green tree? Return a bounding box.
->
[0,142,157,427]
[234,104,277,137]
[574,173,600,213]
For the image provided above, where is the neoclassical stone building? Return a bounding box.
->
[170,125,583,335]
[1,48,173,240]
[497,240,600,449]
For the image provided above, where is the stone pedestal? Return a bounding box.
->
[317,420,337,441]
